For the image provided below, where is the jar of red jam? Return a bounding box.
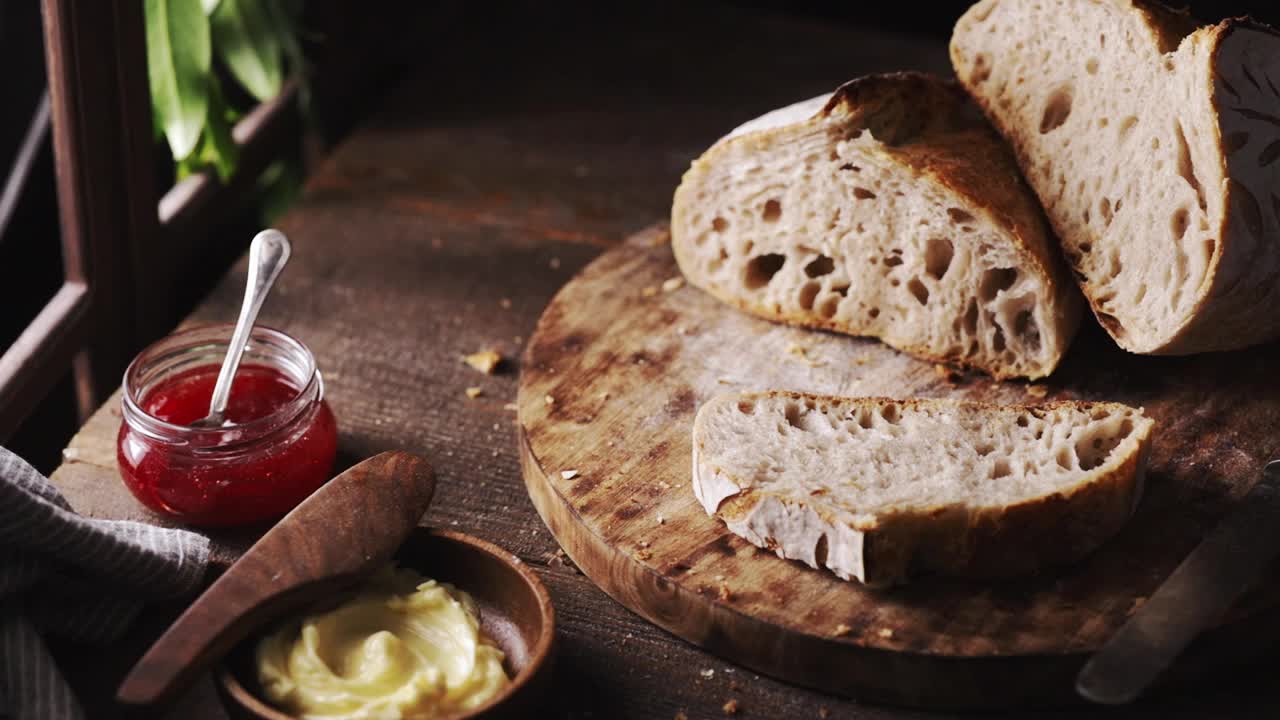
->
[117,325,338,527]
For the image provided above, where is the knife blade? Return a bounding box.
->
[1076,459,1280,704]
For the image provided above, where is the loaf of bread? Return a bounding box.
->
[951,0,1280,354]
[692,392,1154,586]
[671,73,1081,380]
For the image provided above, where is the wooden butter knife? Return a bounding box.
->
[116,450,436,711]
[1076,459,1280,704]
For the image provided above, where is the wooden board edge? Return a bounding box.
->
[517,423,1090,709]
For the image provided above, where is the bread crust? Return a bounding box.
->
[671,72,1081,380]
[951,0,1280,354]
[692,392,1154,586]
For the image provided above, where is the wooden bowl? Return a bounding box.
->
[214,528,555,719]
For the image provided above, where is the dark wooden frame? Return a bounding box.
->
[0,0,298,442]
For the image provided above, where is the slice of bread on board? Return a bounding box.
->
[692,392,1154,586]
[671,72,1082,380]
[952,0,1280,354]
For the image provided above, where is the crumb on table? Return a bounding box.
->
[463,349,503,374]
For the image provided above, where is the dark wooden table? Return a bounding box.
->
[47,4,1280,718]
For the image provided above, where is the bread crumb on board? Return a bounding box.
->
[786,343,825,367]
[717,583,733,602]
[463,349,503,374]
[544,394,556,406]
[877,627,895,639]
[700,668,715,679]
[499,297,512,309]
[833,623,853,637]
[1026,384,1049,398]
[503,402,518,411]
[722,699,740,715]
[464,387,483,399]
[560,469,579,480]
[641,285,659,297]
[662,277,685,293]
[549,257,562,269]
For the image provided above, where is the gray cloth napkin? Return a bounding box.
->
[0,447,210,720]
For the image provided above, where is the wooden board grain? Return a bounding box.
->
[518,225,1280,709]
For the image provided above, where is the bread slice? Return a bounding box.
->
[692,392,1154,586]
[671,72,1082,380]
[951,1,1280,354]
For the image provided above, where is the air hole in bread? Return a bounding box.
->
[839,164,861,173]
[991,459,1012,479]
[1133,283,1147,304]
[712,217,729,232]
[993,325,1007,352]
[1171,207,1190,239]
[1015,310,1040,353]
[817,296,840,319]
[762,198,782,223]
[868,307,880,319]
[925,237,954,279]
[890,278,901,287]
[1224,132,1249,155]
[743,240,755,255]
[963,299,979,336]
[744,253,785,289]
[1118,116,1138,141]
[1099,197,1113,226]
[907,277,929,305]
[853,187,877,200]
[1108,250,1123,279]
[832,283,850,298]
[857,408,874,429]
[737,400,756,415]
[975,442,994,456]
[1056,447,1074,470]
[946,208,975,225]
[1097,312,1126,339]
[979,267,1017,301]
[970,53,992,84]
[1174,121,1206,211]
[804,255,835,277]
[1086,57,1099,75]
[880,404,900,424]
[1039,84,1073,134]
[784,402,803,429]
[1083,207,1091,225]
[1076,419,1132,471]
[1016,414,1029,428]
[798,281,820,311]
[884,254,904,268]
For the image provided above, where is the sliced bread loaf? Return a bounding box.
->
[671,72,1082,380]
[951,0,1280,354]
[692,392,1154,586]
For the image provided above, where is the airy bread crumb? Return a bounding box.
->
[462,349,502,374]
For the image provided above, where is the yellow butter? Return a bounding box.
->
[256,566,509,719]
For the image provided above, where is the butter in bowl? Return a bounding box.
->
[116,452,555,720]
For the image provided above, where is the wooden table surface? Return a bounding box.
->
[47,4,1280,718]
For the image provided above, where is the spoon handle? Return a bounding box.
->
[206,230,292,424]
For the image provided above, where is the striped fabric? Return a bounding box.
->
[0,447,209,720]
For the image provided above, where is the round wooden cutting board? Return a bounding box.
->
[517,225,1280,708]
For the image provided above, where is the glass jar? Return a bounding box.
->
[117,324,338,527]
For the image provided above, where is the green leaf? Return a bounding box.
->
[200,79,239,181]
[145,0,211,160]
[256,159,303,226]
[211,0,284,102]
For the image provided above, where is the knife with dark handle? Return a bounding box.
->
[1077,459,1280,705]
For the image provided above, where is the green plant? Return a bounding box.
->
[145,0,303,182]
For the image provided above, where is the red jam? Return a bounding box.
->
[118,354,337,527]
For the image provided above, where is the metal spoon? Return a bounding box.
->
[194,229,292,428]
